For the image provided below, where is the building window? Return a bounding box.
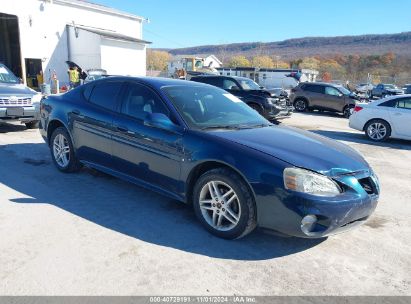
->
[227,73,230,76]
[263,74,267,80]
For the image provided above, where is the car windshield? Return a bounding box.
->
[162,85,269,130]
[336,85,351,95]
[238,78,261,90]
[0,64,20,84]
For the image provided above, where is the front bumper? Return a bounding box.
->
[257,169,379,238]
[0,106,39,122]
[265,104,293,120]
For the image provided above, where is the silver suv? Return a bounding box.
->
[0,63,41,128]
[290,82,360,118]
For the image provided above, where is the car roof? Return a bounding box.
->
[192,75,251,81]
[88,76,213,89]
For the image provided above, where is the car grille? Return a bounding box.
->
[0,97,32,105]
[358,177,378,195]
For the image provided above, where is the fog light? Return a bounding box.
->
[301,214,317,235]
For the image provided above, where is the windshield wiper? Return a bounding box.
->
[200,125,240,130]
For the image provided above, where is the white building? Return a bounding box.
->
[0,0,150,88]
[203,55,222,69]
[217,67,319,89]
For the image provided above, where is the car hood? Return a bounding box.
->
[0,83,36,96]
[243,89,271,98]
[214,125,369,175]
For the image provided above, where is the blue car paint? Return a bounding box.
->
[40,77,379,238]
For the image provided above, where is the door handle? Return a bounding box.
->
[71,109,84,118]
[394,113,402,116]
[116,126,135,135]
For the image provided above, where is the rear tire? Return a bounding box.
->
[365,119,391,142]
[192,168,257,239]
[25,121,39,129]
[343,105,354,118]
[50,127,81,172]
[293,99,308,112]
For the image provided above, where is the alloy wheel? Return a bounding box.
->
[294,100,306,111]
[53,133,70,167]
[367,122,387,141]
[198,180,241,231]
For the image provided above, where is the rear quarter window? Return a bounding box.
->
[82,84,94,101]
[378,99,397,107]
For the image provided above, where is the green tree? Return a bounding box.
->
[227,55,251,67]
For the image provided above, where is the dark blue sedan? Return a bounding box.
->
[40,77,380,239]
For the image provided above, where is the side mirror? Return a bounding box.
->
[259,86,265,89]
[144,113,181,132]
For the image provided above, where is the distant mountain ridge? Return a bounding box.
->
[159,32,411,59]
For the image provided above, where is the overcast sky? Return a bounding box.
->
[94,0,411,48]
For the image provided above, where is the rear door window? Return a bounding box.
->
[304,84,324,94]
[194,77,222,88]
[88,81,123,111]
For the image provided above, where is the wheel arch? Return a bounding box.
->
[185,160,257,207]
[293,96,309,106]
[247,101,264,111]
[363,117,392,133]
[47,119,73,145]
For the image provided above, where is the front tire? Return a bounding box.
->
[193,168,257,239]
[365,119,391,142]
[50,127,81,172]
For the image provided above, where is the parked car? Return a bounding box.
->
[401,84,411,94]
[66,61,109,84]
[190,75,293,120]
[40,77,379,239]
[290,82,361,117]
[370,83,404,98]
[84,69,108,83]
[0,62,41,128]
[349,95,411,141]
[355,83,374,94]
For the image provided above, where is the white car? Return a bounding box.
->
[349,95,411,141]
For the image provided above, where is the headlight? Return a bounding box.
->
[283,167,341,196]
[31,93,42,104]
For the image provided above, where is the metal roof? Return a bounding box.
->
[70,24,151,44]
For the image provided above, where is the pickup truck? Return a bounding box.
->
[370,83,404,98]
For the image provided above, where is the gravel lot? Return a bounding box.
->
[0,112,410,296]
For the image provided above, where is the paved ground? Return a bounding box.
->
[0,112,410,296]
